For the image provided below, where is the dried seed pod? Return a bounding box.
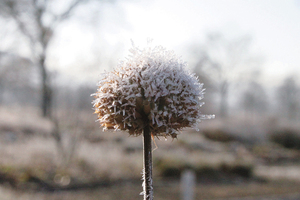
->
[92,44,213,138]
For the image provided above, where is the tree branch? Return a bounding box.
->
[56,0,88,22]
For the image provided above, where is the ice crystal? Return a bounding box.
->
[92,44,213,138]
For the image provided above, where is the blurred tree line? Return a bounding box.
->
[190,32,300,122]
[0,0,117,118]
[0,1,299,123]
[0,0,120,167]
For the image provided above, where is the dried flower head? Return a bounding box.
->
[92,44,213,138]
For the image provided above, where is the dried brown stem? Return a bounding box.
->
[143,124,153,200]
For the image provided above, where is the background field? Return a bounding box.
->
[1,1,300,199]
[1,106,300,199]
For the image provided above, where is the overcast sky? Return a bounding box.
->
[51,0,300,86]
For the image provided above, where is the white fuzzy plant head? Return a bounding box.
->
[92,44,213,138]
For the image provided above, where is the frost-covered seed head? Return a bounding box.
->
[92,44,212,138]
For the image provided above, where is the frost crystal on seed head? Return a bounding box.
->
[92,44,213,138]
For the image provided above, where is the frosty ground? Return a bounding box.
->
[1,106,300,199]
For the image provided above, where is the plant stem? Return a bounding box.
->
[143,124,153,200]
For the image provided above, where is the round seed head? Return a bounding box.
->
[92,44,212,138]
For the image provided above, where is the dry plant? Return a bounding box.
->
[92,42,214,200]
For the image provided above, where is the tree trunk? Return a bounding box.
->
[0,80,4,104]
[219,80,228,118]
[40,54,52,118]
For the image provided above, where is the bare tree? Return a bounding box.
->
[191,32,261,118]
[277,76,299,120]
[192,64,217,114]
[0,52,37,105]
[0,0,102,117]
[240,80,268,120]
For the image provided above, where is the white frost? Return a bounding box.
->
[92,44,214,137]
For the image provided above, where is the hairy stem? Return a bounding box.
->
[143,124,153,200]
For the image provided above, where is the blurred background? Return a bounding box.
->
[0,0,300,199]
